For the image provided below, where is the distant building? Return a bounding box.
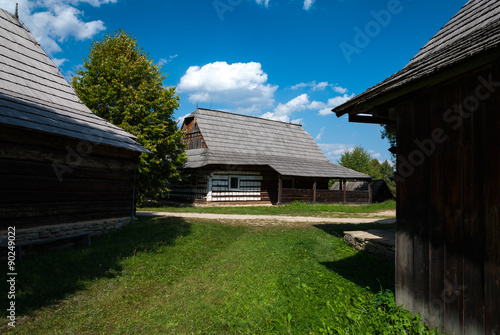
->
[169,108,371,205]
[331,180,394,203]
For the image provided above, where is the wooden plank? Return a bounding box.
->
[442,81,465,335]
[461,70,486,335]
[0,158,134,181]
[313,179,317,203]
[0,200,131,217]
[395,100,415,313]
[0,124,141,160]
[0,191,133,204]
[410,94,431,324]
[0,141,137,171]
[0,209,132,229]
[481,68,500,335]
[428,84,446,332]
[278,175,282,204]
[1,175,132,193]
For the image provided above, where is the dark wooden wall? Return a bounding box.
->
[0,125,140,230]
[394,64,500,334]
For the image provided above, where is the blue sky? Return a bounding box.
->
[1,0,467,163]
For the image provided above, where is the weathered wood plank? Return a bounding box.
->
[481,69,500,335]
[428,84,446,332]
[442,81,465,335]
[461,70,486,335]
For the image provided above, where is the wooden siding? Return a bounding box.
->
[0,125,139,230]
[168,166,279,203]
[181,118,206,150]
[167,175,207,200]
[393,65,500,334]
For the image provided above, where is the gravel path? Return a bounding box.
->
[137,211,396,225]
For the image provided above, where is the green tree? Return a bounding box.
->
[381,125,396,164]
[338,146,378,177]
[337,145,396,196]
[71,30,186,202]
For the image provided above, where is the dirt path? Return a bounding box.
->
[137,211,396,225]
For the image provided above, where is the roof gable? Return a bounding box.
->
[0,9,148,153]
[182,108,371,179]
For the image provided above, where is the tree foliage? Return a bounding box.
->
[381,125,396,164]
[337,145,396,196]
[71,30,186,201]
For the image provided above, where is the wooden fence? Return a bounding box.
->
[280,188,370,204]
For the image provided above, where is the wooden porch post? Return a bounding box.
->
[343,179,347,204]
[368,180,373,204]
[313,179,317,203]
[278,175,282,205]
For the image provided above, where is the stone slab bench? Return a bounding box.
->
[343,229,395,260]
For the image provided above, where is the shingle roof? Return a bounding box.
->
[0,9,148,153]
[334,0,500,116]
[183,108,371,179]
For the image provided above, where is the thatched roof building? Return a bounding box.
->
[170,108,370,204]
[0,8,147,244]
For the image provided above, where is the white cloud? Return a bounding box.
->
[0,0,114,55]
[317,143,355,162]
[303,0,315,11]
[317,94,355,115]
[291,81,349,93]
[51,57,67,67]
[261,92,354,122]
[255,0,270,7]
[178,61,278,113]
[314,126,325,141]
[261,93,315,122]
[158,54,178,67]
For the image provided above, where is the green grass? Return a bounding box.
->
[0,215,437,334]
[140,200,396,217]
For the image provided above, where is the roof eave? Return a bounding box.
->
[333,46,500,119]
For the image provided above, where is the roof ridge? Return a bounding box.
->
[195,108,303,127]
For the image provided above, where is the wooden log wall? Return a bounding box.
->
[0,125,140,230]
[168,175,207,200]
[169,166,279,204]
[393,64,500,334]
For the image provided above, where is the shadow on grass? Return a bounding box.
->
[314,223,395,294]
[0,216,190,316]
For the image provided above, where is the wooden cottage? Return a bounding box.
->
[169,108,371,205]
[0,9,148,247]
[331,180,394,203]
[333,0,500,333]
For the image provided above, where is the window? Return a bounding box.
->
[229,177,239,190]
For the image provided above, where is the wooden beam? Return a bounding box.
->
[343,179,347,204]
[313,179,317,203]
[368,180,373,204]
[349,114,391,124]
[278,175,282,205]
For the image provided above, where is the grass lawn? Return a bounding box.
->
[1,215,436,334]
[139,200,396,218]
